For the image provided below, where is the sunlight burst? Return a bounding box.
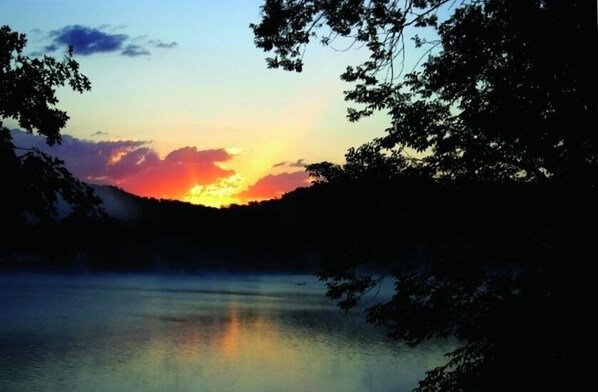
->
[183,174,245,208]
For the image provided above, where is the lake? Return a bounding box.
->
[0,274,446,392]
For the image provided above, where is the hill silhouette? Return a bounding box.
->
[3,178,592,277]
[1,184,317,272]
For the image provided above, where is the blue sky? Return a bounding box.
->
[1,0,392,205]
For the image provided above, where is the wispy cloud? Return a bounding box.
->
[121,44,150,57]
[272,158,307,168]
[42,25,177,57]
[150,40,178,49]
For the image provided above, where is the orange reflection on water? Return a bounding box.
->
[219,305,241,359]
[125,300,312,391]
[139,304,299,368]
[217,302,297,366]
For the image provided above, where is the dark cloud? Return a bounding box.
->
[11,130,234,200]
[48,25,127,55]
[12,129,148,180]
[272,158,307,168]
[90,131,108,137]
[237,171,310,200]
[42,25,176,57]
[121,44,150,57]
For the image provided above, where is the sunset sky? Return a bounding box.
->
[1,0,391,207]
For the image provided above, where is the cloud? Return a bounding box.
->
[47,25,127,55]
[90,131,108,137]
[10,130,312,205]
[123,147,234,199]
[237,171,310,200]
[150,40,178,49]
[272,158,307,168]
[121,44,150,57]
[42,25,177,57]
[11,130,234,200]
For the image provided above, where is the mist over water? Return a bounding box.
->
[0,274,447,392]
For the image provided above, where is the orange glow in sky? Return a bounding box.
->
[10,129,312,208]
[106,145,312,207]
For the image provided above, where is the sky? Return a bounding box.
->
[1,0,391,207]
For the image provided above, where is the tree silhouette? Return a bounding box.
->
[0,26,102,230]
[253,1,597,390]
[253,0,597,182]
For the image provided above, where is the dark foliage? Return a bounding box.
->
[252,0,597,182]
[309,170,596,391]
[0,25,102,237]
[252,1,598,390]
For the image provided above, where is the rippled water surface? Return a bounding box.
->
[0,274,445,392]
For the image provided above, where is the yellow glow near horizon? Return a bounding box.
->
[183,174,246,208]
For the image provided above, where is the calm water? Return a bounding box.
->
[0,274,446,392]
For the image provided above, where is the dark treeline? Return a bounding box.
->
[2,179,593,277]
[1,185,316,273]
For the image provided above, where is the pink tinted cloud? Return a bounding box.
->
[11,130,234,200]
[121,147,234,199]
[237,171,310,201]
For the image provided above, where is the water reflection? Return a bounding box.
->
[0,274,448,392]
[220,303,241,359]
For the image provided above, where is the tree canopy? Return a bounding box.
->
[252,0,597,183]
[253,1,597,390]
[0,25,102,229]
